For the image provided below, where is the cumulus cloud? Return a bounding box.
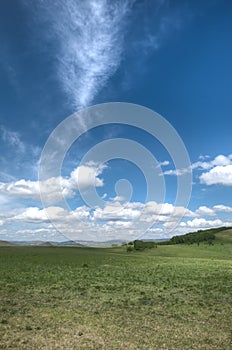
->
[196,206,215,216]
[142,201,195,217]
[193,154,232,170]
[180,218,223,229]
[93,202,141,221]
[11,206,90,224]
[0,179,40,200]
[1,198,232,242]
[70,162,106,189]
[192,155,232,171]
[163,154,232,184]
[200,165,232,186]
[0,162,107,203]
[91,201,196,231]
[211,155,232,166]
[13,207,63,223]
[213,204,232,213]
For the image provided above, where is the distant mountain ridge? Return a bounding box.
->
[0,239,125,247]
[0,227,231,247]
[0,240,16,246]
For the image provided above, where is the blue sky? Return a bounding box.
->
[0,0,232,242]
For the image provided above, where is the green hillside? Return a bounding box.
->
[215,228,232,243]
[159,226,232,245]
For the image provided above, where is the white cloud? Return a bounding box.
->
[147,228,163,234]
[70,162,106,189]
[193,154,232,170]
[12,207,63,223]
[200,165,232,186]
[0,162,107,203]
[11,206,90,224]
[1,198,232,242]
[213,204,232,213]
[162,167,191,176]
[110,195,125,202]
[142,201,195,217]
[93,202,141,221]
[0,179,40,200]
[180,218,223,229]
[163,154,232,179]
[143,202,173,215]
[211,155,232,166]
[12,207,50,223]
[38,0,132,112]
[158,160,170,167]
[0,178,71,203]
[191,161,211,170]
[196,206,215,216]
[106,220,133,228]
[198,155,210,160]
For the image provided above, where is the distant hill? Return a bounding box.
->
[0,239,124,247]
[9,240,85,247]
[56,241,85,247]
[0,240,16,246]
[1,228,231,247]
[39,241,54,247]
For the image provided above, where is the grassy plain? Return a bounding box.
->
[0,235,232,349]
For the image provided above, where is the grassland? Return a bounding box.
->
[0,232,232,349]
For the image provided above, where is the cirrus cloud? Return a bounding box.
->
[32,0,133,112]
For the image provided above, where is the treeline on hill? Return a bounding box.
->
[159,227,232,245]
[126,227,232,251]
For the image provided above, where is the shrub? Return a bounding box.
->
[127,246,134,252]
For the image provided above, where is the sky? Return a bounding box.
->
[0,0,232,242]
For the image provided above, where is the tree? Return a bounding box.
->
[134,240,155,251]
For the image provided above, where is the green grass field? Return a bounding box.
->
[0,234,232,349]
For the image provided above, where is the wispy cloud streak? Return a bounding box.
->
[0,126,25,153]
[41,0,132,111]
